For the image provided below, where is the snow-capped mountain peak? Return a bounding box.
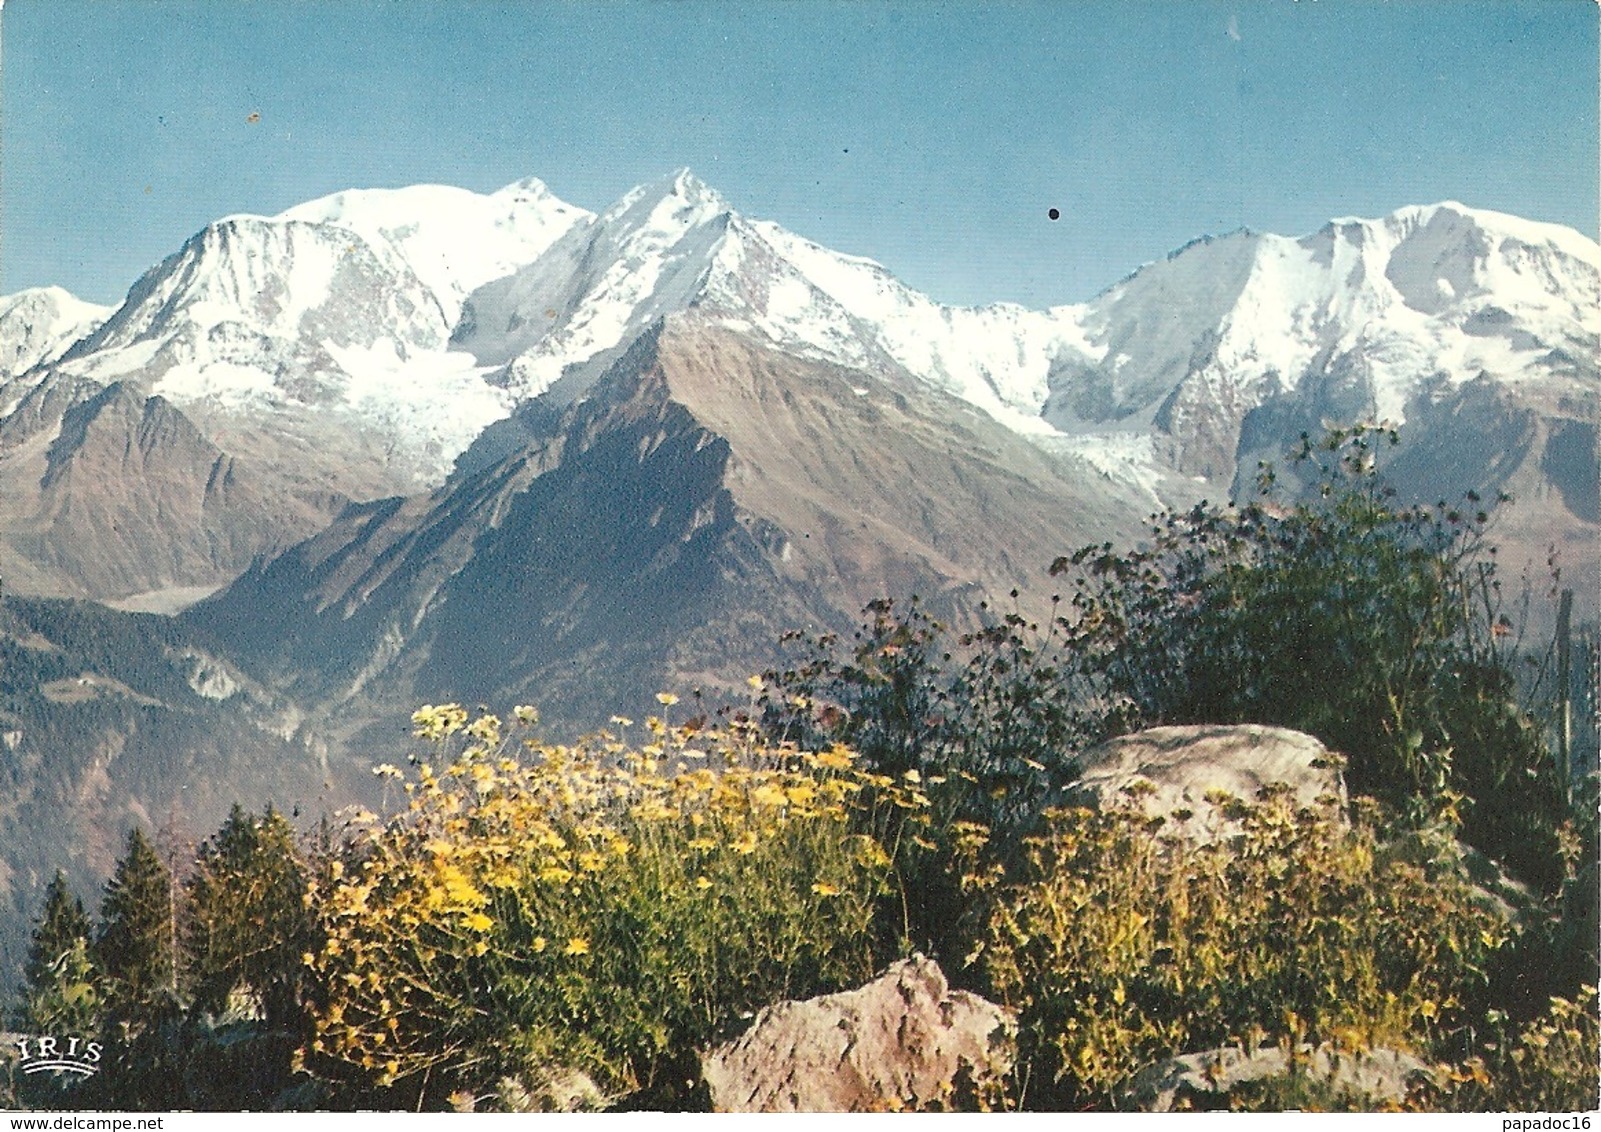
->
[278,179,591,320]
[0,286,114,385]
[67,213,448,368]
[603,168,733,225]
[32,209,516,490]
[1045,199,1599,480]
[449,169,744,399]
[453,169,1097,432]
[493,174,565,201]
[1332,200,1599,259]
[13,177,598,492]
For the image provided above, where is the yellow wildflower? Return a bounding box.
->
[437,864,483,907]
[656,692,680,706]
[856,838,893,869]
[811,882,841,897]
[564,937,590,956]
[751,783,789,808]
[694,875,714,891]
[816,746,855,770]
[412,703,468,739]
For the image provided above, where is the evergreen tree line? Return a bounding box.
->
[8,809,318,1109]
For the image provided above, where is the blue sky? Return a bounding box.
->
[2,0,1596,309]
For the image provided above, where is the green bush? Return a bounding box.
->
[763,596,1085,834]
[1413,987,1600,1112]
[759,597,1093,964]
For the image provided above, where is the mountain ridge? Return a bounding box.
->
[188,310,1154,738]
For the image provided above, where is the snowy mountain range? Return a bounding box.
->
[9,171,1591,563]
[1,169,1594,610]
[7,174,1592,482]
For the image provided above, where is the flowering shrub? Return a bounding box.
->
[974,789,1509,1109]
[302,701,930,1108]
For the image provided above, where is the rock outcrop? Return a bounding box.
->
[1121,1043,1432,1111]
[700,956,1014,1112]
[1064,723,1347,831]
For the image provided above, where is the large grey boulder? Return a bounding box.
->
[1065,724,1347,830]
[700,956,1014,1112]
[1121,1043,1432,1111]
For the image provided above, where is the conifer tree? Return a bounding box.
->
[95,827,174,1019]
[19,871,101,1035]
[25,871,91,991]
[184,804,313,1028]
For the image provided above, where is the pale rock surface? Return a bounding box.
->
[700,956,1014,1112]
[1064,723,1347,828]
[1122,1043,1432,1111]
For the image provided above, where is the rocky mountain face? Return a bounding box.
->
[0,378,349,605]
[192,315,1150,740]
[0,181,589,606]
